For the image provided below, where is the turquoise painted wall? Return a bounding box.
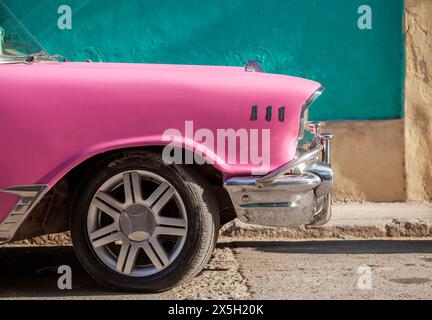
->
[2,0,404,121]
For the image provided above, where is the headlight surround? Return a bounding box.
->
[298,87,324,140]
[298,109,309,140]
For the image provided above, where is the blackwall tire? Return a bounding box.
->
[70,151,219,292]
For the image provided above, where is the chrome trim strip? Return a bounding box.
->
[225,172,322,193]
[0,185,49,243]
[256,144,323,185]
[0,55,29,64]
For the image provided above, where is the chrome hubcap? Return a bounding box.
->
[87,170,188,277]
[120,204,156,242]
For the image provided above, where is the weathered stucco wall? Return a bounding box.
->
[404,0,432,201]
[327,120,406,202]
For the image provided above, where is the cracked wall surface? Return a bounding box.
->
[405,0,432,201]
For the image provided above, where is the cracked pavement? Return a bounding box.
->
[1,239,432,299]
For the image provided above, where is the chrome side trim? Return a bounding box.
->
[0,185,48,243]
[256,144,323,185]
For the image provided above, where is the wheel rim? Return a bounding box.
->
[87,170,188,277]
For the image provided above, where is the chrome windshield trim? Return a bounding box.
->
[0,1,48,60]
[0,184,49,243]
[0,52,57,64]
[0,55,29,64]
[256,144,323,185]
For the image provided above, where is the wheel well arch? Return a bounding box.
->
[65,146,225,190]
[14,146,235,242]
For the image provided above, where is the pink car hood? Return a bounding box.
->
[0,62,321,221]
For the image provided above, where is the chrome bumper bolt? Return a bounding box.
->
[320,133,334,164]
[308,121,326,135]
[242,195,251,202]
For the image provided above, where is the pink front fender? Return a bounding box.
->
[0,61,321,222]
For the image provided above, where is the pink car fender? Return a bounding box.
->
[0,62,321,227]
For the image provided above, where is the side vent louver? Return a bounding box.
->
[278,107,285,122]
[250,105,285,122]
[250,105,258,121]
[265,106,272,121]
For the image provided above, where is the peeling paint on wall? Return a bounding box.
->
[2,0,404,121]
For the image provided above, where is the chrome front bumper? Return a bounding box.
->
[224,129,334,228]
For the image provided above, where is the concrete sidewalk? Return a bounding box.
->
[329,203,432,226]
[221,203,432,239]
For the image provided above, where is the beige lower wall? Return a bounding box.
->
[404,0,432,201]
[327,120,406,202]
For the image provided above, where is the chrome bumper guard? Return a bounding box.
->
[224,127,334,228]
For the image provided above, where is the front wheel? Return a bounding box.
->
[70,151,219,292]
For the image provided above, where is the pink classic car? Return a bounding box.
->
[0,6,333,292]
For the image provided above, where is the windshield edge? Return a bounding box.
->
[0,0,51,63]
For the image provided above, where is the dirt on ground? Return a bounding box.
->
[1,239,432,300]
